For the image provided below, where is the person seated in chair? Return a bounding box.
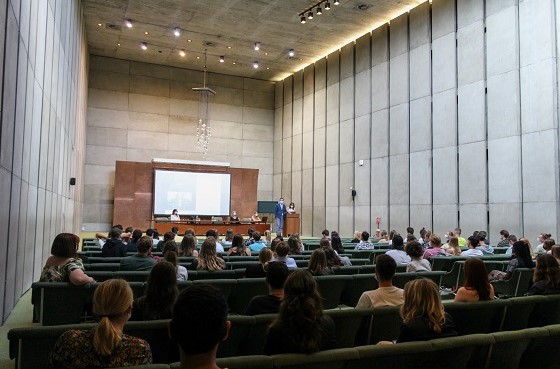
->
[354,231,374,250]
[249,231,268,253]
[170,285,230,369]
[251,212,262,222]
[356,254,404,309]
[120,236,157,271]
[385,235,411,265]
[245,262,289,315]
[270,241,297,268]
[101,228,128,257]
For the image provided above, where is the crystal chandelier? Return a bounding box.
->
[192,50,216,158]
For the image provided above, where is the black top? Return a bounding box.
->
[245,264,267,278]
[245,295,282,316]
[527,280,560,295]
[101,239,128,257]
[350,239,360,243]
[264,315,336,355]
[230,216,240,223]
[396,312,458,343]
[126,241,138,253]
[130,296,173,321]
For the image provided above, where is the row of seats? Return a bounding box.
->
[11,295,560,368]
[31,271,445,325]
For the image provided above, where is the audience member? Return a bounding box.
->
[101,228,128,257]
[163,246,188,281]
[330,235,346,255]
[169,285,230,369]
[350,231,361,243]
[180,234,198,257]
[151,229,161,246]
[505,235,517,255]
[405,227,415,240]
[40,233,95,284]
[454,258,495,302]
[356,254,404,308]
[245,262,289,315]
[271,241,297,268]
[227,234,251,256]
[454,228,466,247]
[385,235,411,265]
[131,262,178,320]
[527,255,560,295]
[184,228,198,244]
[221,229,234,247]
[307,248,333,276]
[206,229,224,253]
[245,248,273,278]
[321,241,344,269]
[392,278,457,343]
[190,237,225,271]
[535,233,552,253]
[156,231,176,253]
[461,236,484,257]
[489,241,533,281]
[497,230,510,248]
[126,229,143,253]
[249,231,268,252]
[378,230,388,243]
[48,279,152,368]
[120,236,157,271]
[542,239,556,254]
[405,241,432,272]
[320,229,330,242]
[443,236,461,256]
[264,270,336,354]
[287,234,303,254]
[264,230,272,245]
[552,245,560,266]
[476,231,493,254]
[422,234,446,260]
[355,231,374,250]
[244,227,256,247]
[171,226,179,236]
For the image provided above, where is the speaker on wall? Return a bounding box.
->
[70,177,76,186]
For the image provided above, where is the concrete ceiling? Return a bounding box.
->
[82,0,424,81]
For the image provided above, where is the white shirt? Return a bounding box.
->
[461,248,484,257]
[215,243,225,253]
[170,214,180,221]
[356,286,404,309]
[385,250,411,265]
[176,265,188,281]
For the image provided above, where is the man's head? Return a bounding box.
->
[171,227,179,235]
[279,197,284,204]
[361,231,370,242]
[406,227,414,235]
[164,231,176,242]
[392,235,404,250]
[275,241,289,257]
[170,285,230,358]
[500,229,510,240]
[375,254,397,282]
[132,229,143,242]
[146,228,154,237]
[266,262,289,290]
[253,231,261,242]
[136,236,153,254]
[247,227,255,237]
[322,229,329,237]
[508,235,517,245]
[454,228,462,236]
[109,227,122,240]
[206,229,218,239]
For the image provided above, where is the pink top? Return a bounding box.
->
[423,247,446,259]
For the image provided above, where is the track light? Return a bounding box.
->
[141,42,147,50]
[219,56,224,63]
[289,49,295,57]
[300,16,306,24]
[298,0,338,22]
[334,0,340,4]
[253,61,259,69]
[173,27,181,37]
[308,11,314,19]
[254,42,261,51]
[125,19,133,28]
[325,2,331,10]
[317,6,323,15]
[179,49,186,57]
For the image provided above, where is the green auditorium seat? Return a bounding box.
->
[520,324,560,369]
[501,295,547,331]
[85,262,121,271]
[429,333,494,369]
[227,278,269,315]
[124,320,179,363]
[491,268,534,297]
[86,270,115,281]
[486,327,547,369]
[326,309,375,349]
[445,299,510,335]
[349,340,433,369]
[215,355,274,369]
[392,271,446,289]
[114,271,151,282]
[192,279,237,301]
[271,347,359,369]
[190,269,237,280]
[440,261,463,288]
[340,274,378,307]
[217,315,257,358]
[315,275,353,309]
[527,294,560,328]
[243,313,277,355]
[333,266,364,275]
[366,305,402,344]
[126,365,171,369]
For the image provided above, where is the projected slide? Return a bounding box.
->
[154,170,231,216]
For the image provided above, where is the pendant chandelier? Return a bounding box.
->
[192,50,216,158]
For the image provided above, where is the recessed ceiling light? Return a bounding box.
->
[125,19,133,28]
[173,27,181,37]
[219,56,224,63]
[196,56,200,59]
[187,39,192,42]
[289,49,295,57]
[266,67,270,70]
[227,46,232,49]
[232,62,236,65]
[97,23,102,27]
[254,42,261,51]
[179,49,186,57]
[144,31,149,35]
[253,61,259,69]
[117,43,121,46]
[264,52,268,56]
[141,42,147,50]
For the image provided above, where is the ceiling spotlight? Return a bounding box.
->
[144,31,149,35]
[308,11,314,19]
[227,46,232,49]
[97,23,102,27]
[253,61,259,69]
[300,16,306,24]
[317,6,323,15]
[196,56,200,59]
[187,39,192,42]
[232,62,236,65]
[141,42,147,50]
[254,42,261,51]
[288,49,295,57]
[125,19,133,28]
[325,2,331,10]
[334,0,340,4]
[179,49,186,57]
[173,27,181,37]
[219,56,224,63]
[117,43,121,46]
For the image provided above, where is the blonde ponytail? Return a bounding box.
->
[92,279,133,356]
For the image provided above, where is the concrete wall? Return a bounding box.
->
[274,0,560,241]
[0,0,88,322]
[85,56,275,230]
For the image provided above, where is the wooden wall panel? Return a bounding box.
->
[113,161,259,229]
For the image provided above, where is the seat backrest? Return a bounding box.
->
[487,327,548,369]
[315,275,353,309]
[124,320,179,364]
[272,348,359,369]
[227,278,268,315]
[326,309,375,349]
[215,355,274,369]
[445,299,510,335]
[368,305,402,344]
[528,294,560,327]
[340,274,378,307]
[217,315,257,358]
[502,295,547,331]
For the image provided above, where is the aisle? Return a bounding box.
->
[0,290,33,369]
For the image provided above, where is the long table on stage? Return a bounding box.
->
[153,220,270,236]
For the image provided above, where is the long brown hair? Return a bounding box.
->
[533,254,560,289]
[462,258,492,300]
[447,237,461,256]
[196,237,225,271]
[308,249,328,276]
[401,278,445,333]
[140,261,178,320]
[92,279,133,355]
[271,270,324,353]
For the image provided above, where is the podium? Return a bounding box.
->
[284,213,300,236]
